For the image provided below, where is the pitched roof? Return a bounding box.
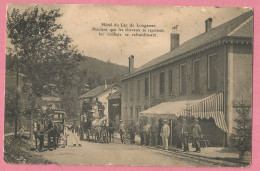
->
[107,89,121,100]
[79,83,119,99]
[122,10,253,80]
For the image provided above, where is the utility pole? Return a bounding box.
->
[15,65,19,139]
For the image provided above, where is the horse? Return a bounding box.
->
[33,121,40,150]
[46,120,63,150]
[88,116,109,142]
[33,120,46,151]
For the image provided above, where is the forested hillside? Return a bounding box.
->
[79,56,128,90]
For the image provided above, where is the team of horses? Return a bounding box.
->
[85,116,114,143]
[33,118,64,151]
[33,116,114,151]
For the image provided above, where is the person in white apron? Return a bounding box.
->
[70,121,82,147]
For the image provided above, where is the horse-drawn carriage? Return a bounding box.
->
[80,100,112,143]
[33,110,66,151]
[84,116,110,143]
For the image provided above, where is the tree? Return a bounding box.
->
[7,6,83,139]
[5,86,20,126]
[233,98,252,159]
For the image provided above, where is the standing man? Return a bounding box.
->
[118,120,126,144]
[38,120,45,151]
[157,119,163,145]
[78,124,84,140]
[108,121,115,143]
[143,121,151,146]
[181,118,189,152]
[150,119,158,147]
[160,119,170,150]
[175,120,183,149]
[128,120,137,144]
[192,119,202,152]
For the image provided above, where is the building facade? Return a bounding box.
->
[120,11,253,145]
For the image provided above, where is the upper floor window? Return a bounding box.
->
[130,81,134,101]
[130,106,133,119]
[168,69,173,95]
[193,59,200,92]
[135,106,141,121]
[125,83,128,101]
[180,64,186,94]
[145,77,149,97]
[151,74,156,97]
[160,71,165,95]
[208,54,218,90]
[137,79,141,100]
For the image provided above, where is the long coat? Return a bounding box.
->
[192,124,202,139]
[160,124,170,137]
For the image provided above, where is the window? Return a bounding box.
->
[160,71,165,95]
[145,77,149,97]
[130,107,133,119]
[180,64,186,93]
[168,69,173,95]
[130,81,134,101]
[137,79,141,100]
[208,54,218,90]
[193,59,200,92]
[124,107,128,117]
[125,84,128,101]
[151,74,156,97]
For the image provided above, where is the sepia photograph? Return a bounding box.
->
[4,4,253,167]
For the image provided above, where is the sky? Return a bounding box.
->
[6,4,251,68]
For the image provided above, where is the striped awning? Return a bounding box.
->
[140,93,228,133]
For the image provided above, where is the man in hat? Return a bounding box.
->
[128,120,137,144]
[181,118,190,152]
[160,119,170,150]
[192,118,202,152]
[118,120,126,144]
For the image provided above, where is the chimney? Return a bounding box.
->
[205,18,212,32]
[170,25,180,51]
[170,33,180,51]
[128,55,134,74]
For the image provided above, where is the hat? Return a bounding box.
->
[194,119,199,123]
[120,120,123,122]
[163,119,168,122]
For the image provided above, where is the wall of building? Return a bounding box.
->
[225,43,253,136]
[121,45,226,122]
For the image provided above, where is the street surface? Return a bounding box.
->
[38,139,216,167]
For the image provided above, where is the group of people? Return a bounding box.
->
[118,118,202,153]
[33,118,83,152]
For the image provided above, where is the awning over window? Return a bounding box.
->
[140,93,228,133]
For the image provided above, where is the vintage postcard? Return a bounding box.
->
[3,4,253,167]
